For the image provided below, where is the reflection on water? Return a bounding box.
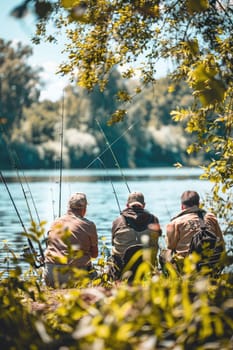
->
[0,167,229,274]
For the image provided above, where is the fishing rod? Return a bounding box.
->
[0,171,44,268]
[58,89,65,217]
[96,157,121,261]
[97,157,122,214]
[17,170,45,260]
[15,154,41,225]
[96,118,131,193]
[50,187,56,220]
[0,124,41,225]
[1,125,47,251]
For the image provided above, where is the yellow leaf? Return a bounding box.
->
[61,0,77,9]
[186,0,209,15]
[198,78,226,106]
[116,323,133,341]
[168,84,175,93]
[96,324,110,338]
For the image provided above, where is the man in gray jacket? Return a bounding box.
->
[110,191,162,280]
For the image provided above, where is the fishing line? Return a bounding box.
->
[85,120,138,170]
[0,171,44,268]
[97,157,122,214]
[95,118,131,193]
[58,89,65,217]
[50,187,56,220]
[10,153,35,224]
[0,125,47,250]
[15,154,41,224]
[0,124,41,224]
[5,144,34,223]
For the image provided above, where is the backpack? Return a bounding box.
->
[188,216,223,271]
[122,244,143,282]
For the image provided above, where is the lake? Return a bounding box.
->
[0,167,230,274]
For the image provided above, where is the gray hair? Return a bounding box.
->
[68,192,87,210]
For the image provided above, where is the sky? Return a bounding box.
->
[0,0,70,101]
[0,1,172,102]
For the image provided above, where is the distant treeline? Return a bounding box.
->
[0,38,204,169]
[1,71,205,169]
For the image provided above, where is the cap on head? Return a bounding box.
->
[127,191,145,207]
[68,192,87,210]
[181,190,200,207]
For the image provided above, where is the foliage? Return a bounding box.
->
[0,270,47,350]
[202,191,233,236]
[0,37,44,169]
[0,38,42,133]
[0,223,232,349]
[0,252,233,349]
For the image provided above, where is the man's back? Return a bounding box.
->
[45,213,98,267]
[112,206,160,260]
[43,192,98,287]
[166,206,225,257]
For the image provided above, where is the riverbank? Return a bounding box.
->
[12,270,232,350]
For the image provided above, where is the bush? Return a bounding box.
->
[0,256,232,349]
